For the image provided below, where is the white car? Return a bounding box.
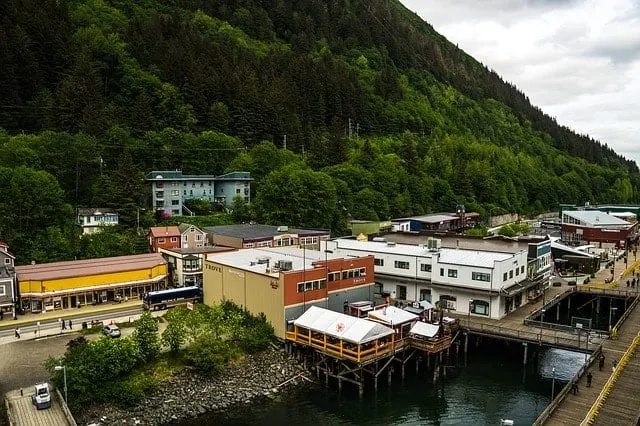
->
[102,324,121,338]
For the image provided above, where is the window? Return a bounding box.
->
[0,285,5,296]
[184,182,187,187]
[515,268,519,276]
[4,258,10,265]
[297,279,326,292]
[189,190,193,195]
[471,300,489,315]
[183,190,187,195]
[420,264,431,272]
[503,272,508,281]
[158,238,165,244]
[419,289,431,302]
[440,268,444,276]
[172,209,179,215]
[171,190,179,196]
[374,258,384,266]
[447,269,458,278]
[170,237,178,243]
[394,261,410,269]
[236,188,241,194]
[509,270,514,279]
[521,266,525,274]
[472,272,491,282]
[200,182,204,187]
[172,200,179,205]
[328,272,341,281]
[439,295,457,310]
[196,234,202,241]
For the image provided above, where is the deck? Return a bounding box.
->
[5,387,72,426]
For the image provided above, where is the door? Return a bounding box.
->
[396,285,407,300]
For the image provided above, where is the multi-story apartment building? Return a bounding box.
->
[0,242,16,319]
[146,171,252,217]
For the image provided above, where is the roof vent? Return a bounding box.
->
[427,237,442,251]
[277,225,289,232]
[387,241,396,247]
[277,260,293,271]
[256,256,270,264]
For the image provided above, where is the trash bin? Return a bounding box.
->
[82,321,87,329]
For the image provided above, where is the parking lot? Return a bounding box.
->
[5,387,70,426]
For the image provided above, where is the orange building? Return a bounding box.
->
[203,247,375,339]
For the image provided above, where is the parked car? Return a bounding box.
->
[102,324,121,338]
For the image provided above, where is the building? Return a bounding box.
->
[16,253,167,313]
[148,226,181,252]
[323,238,543,319]
[203,247,375,339]
[76,208,119,234]
[159,246,234,287]
[0,242,16,318]
[391,212,480,233]
[178,223,207,249]
[560,210,637,248]
[146,170,252,217]
[204,223,330,250]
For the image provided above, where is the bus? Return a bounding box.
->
[142,286,202,311]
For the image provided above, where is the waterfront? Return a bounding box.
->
[180,340,585,426]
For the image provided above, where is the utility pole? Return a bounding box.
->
[283,135,287,150]
[356,123,360,139]
[348,118,352,138]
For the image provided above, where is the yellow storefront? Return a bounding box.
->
[16,253,168,313]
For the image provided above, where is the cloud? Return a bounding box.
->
[399,0,640,167]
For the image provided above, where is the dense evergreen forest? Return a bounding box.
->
[1,0,638,264]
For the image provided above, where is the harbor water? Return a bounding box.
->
[180,339,585,426]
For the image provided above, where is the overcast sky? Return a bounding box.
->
[399,0,640,168]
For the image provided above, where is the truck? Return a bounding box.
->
[31,382,52,410]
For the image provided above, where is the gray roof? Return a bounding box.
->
[145,171,251,181]
[393,214,459,223]
[563,210,631,227]
[204,224,330,241]
[77,208,117,216]
[162,246,234,255]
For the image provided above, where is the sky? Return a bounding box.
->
[399,0,640,168]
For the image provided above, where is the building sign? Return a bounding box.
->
[209,265,222,273]
[270,280,279,289]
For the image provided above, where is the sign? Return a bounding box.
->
[412,302,420,309]
[186,302,194,311]
[270,280,279,289]
[575,323,583,329]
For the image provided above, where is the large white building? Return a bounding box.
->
[323,237,552,320]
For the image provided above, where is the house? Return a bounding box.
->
[159,246,234,287]
[0,242,16,319]
[391,212,480,233]
[148,226,181,252]
[323,237,539,320]
[203,223,330,250]
[76,208,119,234]
[203,247,375,339]
[560,210,637,248]
[178,223,207,249]
[146,170,252,217]
[16,253,167,313]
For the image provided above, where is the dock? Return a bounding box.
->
[5,387,74,426]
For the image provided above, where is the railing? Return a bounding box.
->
[580,334,640,425]
[612,296,640,337]
[284,331,394,363]
[532,345,603,426]
[460,319,590,350]
[408,336,452,353]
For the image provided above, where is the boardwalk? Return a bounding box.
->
[541,256,640,426]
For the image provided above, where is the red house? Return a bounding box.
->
[148,226,181,252]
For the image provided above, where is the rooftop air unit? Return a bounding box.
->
[276,225,289,232]
[277,260,293,271]
[256,256,270,264]
[426,238,442,252]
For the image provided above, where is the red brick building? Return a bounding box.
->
[148,226,181,252]
[561,210,637,248]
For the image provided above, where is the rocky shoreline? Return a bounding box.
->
[76,346,310,425]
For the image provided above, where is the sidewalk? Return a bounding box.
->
[0,299,144,328]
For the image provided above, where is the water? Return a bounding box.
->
[180,341,585,426]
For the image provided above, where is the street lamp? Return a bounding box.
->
[540,308,546,339]
[54,365,67,404]
[609,306,618,333]
[551,367,556,399]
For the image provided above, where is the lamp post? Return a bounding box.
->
[609,305,618,332]
[540,308,546,339]
[54,365,67,404]
[468,300,473,328]
[551,367,556,400]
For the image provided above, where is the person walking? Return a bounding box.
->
[68,319,73,329]
[571,381,579,395]
[14,327,20,339]
[587,371,593,387]
[599,354,605,371]
[61,319,66,331]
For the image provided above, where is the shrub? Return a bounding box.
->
[132,311,160,362]
[183,334,240,376]
[161,321,187,353]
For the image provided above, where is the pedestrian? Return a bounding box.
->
[68,319,73,329]
[14,327,20,338]
[61,319,66,331]
[627,280,630,287]
[587,371,592,387]
[599,354,605,371]
[571,381,579,395]
[612,359,618,372]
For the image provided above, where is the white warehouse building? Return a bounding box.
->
[323,238,549,320]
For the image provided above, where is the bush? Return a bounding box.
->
[161,321,187,353]
[132,311,160,362]
[183,334,240,376]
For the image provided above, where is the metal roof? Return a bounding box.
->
[204,224,330,241]
[294,306,394,344]
[77,208,117,216]
[437,248,513,268]
[16,253,166,281]
[410,322,440,338]
[393,214,459,223]
[145,171,252,181]
[562,210,630,227]
[149,226,181,238]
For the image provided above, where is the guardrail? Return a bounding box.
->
[532,345,603,426]
[55,388,77,426]
[580,333,640,425]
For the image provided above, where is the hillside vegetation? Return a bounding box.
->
[0,0,638,263]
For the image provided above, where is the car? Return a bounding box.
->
[102,324,121,338]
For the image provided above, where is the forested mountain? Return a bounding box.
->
[1,0,638,263]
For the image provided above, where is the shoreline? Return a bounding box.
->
[76,346,309,425]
